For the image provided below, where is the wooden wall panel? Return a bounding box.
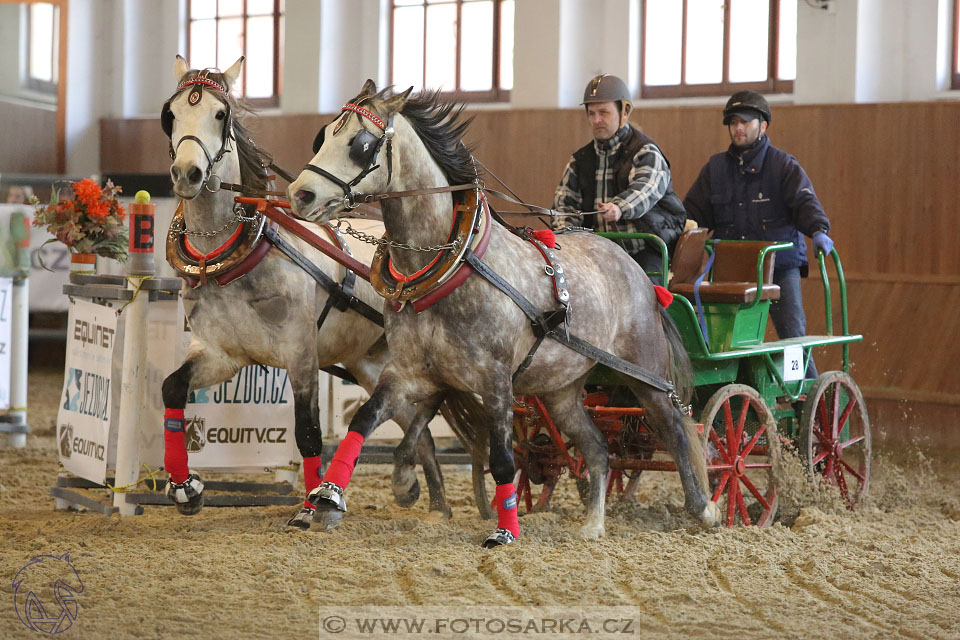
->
[101,101,960,442]
[0,100,57,173]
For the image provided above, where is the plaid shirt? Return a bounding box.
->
[553,124,671,255]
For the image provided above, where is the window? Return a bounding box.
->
[641,0,796,98]
[187,0,284,105]
[26,2,60,94]
[953,0,960,89]
[390,0,514,102]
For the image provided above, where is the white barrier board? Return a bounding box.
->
[57,300,117,484]
[0,277,11,410]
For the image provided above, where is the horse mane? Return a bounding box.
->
[176,69,271,192]
[352,87,479,187]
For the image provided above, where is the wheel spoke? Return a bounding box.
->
[817,396,829,437]
[811,450,830,466]
[839,434,866,450]
[740,474,771,510]
[743,462,773,469]
[830,382,841,440]
[835,395,856,437]
[835,462,851,505]
[725,478,737,527]
[741,424,767,457]
[723,401,736,457]
[734,399,750,448]
[838,457,866,483]
[709,429,733,464]
[734,480,751,526]
[712,471,731,503]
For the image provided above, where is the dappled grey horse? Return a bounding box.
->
[288,81,719,546]
[159,56,451,528]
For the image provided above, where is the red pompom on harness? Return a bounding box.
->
[653,285,674,308]
[531,229,556,249]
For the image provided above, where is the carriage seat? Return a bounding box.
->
[669,233,781,305]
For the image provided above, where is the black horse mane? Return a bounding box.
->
[351,87,479,187]
[175,69,271,193]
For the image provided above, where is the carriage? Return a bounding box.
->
[472,230,870,528]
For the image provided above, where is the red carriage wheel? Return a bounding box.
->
[699,385,780,527]
[799,371,871,509]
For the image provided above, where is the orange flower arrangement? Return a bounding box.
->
[32,178,129,261]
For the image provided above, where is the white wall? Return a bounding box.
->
[53,0,960,174]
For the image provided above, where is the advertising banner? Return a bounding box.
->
[57,300,117,484]
[0,277,11,410]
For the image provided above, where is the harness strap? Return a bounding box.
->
[464,249,675,393]
[693,251,716,349]
[321,365,359,385]
[263,226,384,328]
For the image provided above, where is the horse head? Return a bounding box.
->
[163,55,244,199]
[289,80,413,222]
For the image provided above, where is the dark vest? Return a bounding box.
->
[573,125,686,251]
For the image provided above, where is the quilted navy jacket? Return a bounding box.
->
[683,135,830,275]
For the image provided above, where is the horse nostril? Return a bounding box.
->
[295,189,315,206]
[171,166,181,180]
[187,167,203,184]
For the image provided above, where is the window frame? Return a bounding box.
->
[186,0,284,107]
[953,0,960,89]
[640,0,794,99]
[25,2,60,95]
[388,0,512,103]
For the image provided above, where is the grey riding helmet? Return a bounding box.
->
[582,74,632,109]
[722,90,772,125]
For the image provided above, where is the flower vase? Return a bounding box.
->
[70,252,97,276]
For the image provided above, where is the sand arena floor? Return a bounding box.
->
[1,367,959,639]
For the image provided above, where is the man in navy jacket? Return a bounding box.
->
[683,91,833,374]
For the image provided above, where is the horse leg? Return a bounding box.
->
[540,382,610,539]
[629,384,719,527]
[310,378,433,530]
[481,389,521,548]
[287,360,323,531]
[160,349,238,515]
[391,394,452,519]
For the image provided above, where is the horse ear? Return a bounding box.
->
[174,55,189,82]
[361,79,378,96]
[381,86,414,115]
[223,56,245,90]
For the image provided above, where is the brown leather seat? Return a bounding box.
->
[670,238,781,304]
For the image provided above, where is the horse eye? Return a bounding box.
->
[215,110,226,120]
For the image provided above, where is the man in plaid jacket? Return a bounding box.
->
[553,74,686,284]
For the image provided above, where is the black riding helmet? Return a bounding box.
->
[722,90,771,125]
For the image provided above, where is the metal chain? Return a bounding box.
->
[168,203,261,238]
[668,389,693,417]
[331,218,461,253]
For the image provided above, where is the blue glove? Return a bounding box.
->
[813,231,834,255]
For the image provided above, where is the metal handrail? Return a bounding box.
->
[816,248,853,371]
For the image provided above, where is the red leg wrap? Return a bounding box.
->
[323,431,364,489]
[163,408,189,484]
[495,483,520,538]
[302,455,323,508]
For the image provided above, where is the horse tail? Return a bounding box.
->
[659,305,694,405]
[658,305,710,498]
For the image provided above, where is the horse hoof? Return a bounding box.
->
[481,528,516,548]
[700,500,720,528]
[166,473,204,516]
[423,506,453,523]
[287,507,315,530]
[579,524,605,540]
[312,506,344,531]
[393,478,420,509]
